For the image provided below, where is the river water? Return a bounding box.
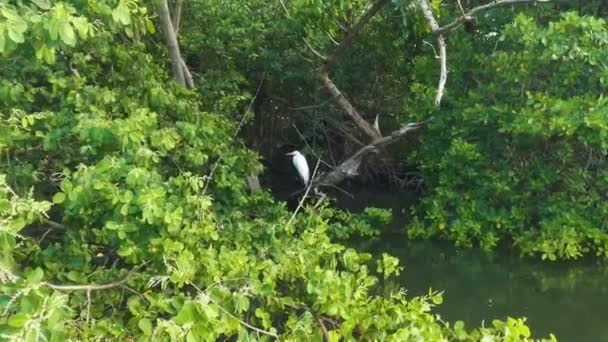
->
[267,173,608,341]
[334,186,608,341]
[359,236,608,341]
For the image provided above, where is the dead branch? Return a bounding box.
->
[319,0,389,74]
[417,0,447,106]
[172,0,183,35]
[316,119,430,187]
[158,0,185,86]
[418,0,547,105]
[188,282,278,339]
[202,75,265,195]
[44,268,137,291]
[435,0,546,35]
[317,71,382,141]
[288,158,322,225]
[310,0,388,142]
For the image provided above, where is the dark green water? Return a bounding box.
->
[359,236,608,342]
[267,171,608,341]
[335,187,608,342]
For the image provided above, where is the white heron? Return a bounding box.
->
[286,150,310,186]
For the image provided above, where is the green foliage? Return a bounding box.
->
[407,12,608,260]
[0,0,565,340]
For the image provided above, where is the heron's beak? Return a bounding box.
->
[285,152,295,156]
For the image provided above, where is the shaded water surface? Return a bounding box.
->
[359,237,608,342]
[333,187,608,342]
[267,169,608,341]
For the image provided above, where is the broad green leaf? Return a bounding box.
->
[138,318,153,336]
[52,192,66,203]
[59,22,76,46]
[8,313,28,328]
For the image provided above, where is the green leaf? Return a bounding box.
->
[111,5,131,26]
[32,0,51,10]
[52,192,66,204]
[138,318,153,336]
[26,268,44,283]
[8,313,28,328]
[59,22,76,46]
[146,19,156,33]
[0,32,5,53]
[7,26,25,44]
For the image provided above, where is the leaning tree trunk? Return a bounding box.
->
[158,0,186,86]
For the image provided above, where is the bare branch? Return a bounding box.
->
[288,158,322,226]
[317,119,431,187]
[303,38,327,60]
[188,282,278,339]
[158,0,185,86]
[202,75,265,195]
[320,0,389,74]
[418,0,547,105]
[172,0,183,35]
[44,268,138,291]
[435,0,546,35]
[180,57,194,88]
[318,71,382,141]
[44,219,67,230]
[435,35,447,106]
[313,0,389,141]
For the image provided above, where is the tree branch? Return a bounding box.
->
[172,0,183,35]
[309,0,388,142]
[418,0,547,105]
[319,0,389,74]
[317,71,382,141]
[158,0,185,86]
[288,158,322,226]
[44,268,137,291]
[434,0,546,35]
[316,119,431,187]
[188,282,278,339]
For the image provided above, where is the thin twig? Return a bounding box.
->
[434,0,548,35]
[288,159,322,225]
[317,315,330,341]
[202,75,265,195]
[188,282,278,339]
[292,124,334,169]
[279,0,291,18]
[44,266,141,291]
[303,39,327,60]
[86,289,92,324]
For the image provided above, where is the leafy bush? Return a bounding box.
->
[408,13,608,260]
[0,1,560,340]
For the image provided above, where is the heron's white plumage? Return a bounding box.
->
[287,150,309,186]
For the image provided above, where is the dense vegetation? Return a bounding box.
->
[1,0,606,340]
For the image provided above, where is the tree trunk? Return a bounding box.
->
[158,0,185,86]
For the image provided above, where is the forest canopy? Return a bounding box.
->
[0,0,606,340]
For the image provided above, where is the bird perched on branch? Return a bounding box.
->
[286,150,310,186]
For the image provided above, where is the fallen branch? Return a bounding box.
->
[316,119,430,187]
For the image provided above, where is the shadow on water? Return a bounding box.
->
[334,186,608,342]
[358,236,608,342]
[264,167,608,341]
